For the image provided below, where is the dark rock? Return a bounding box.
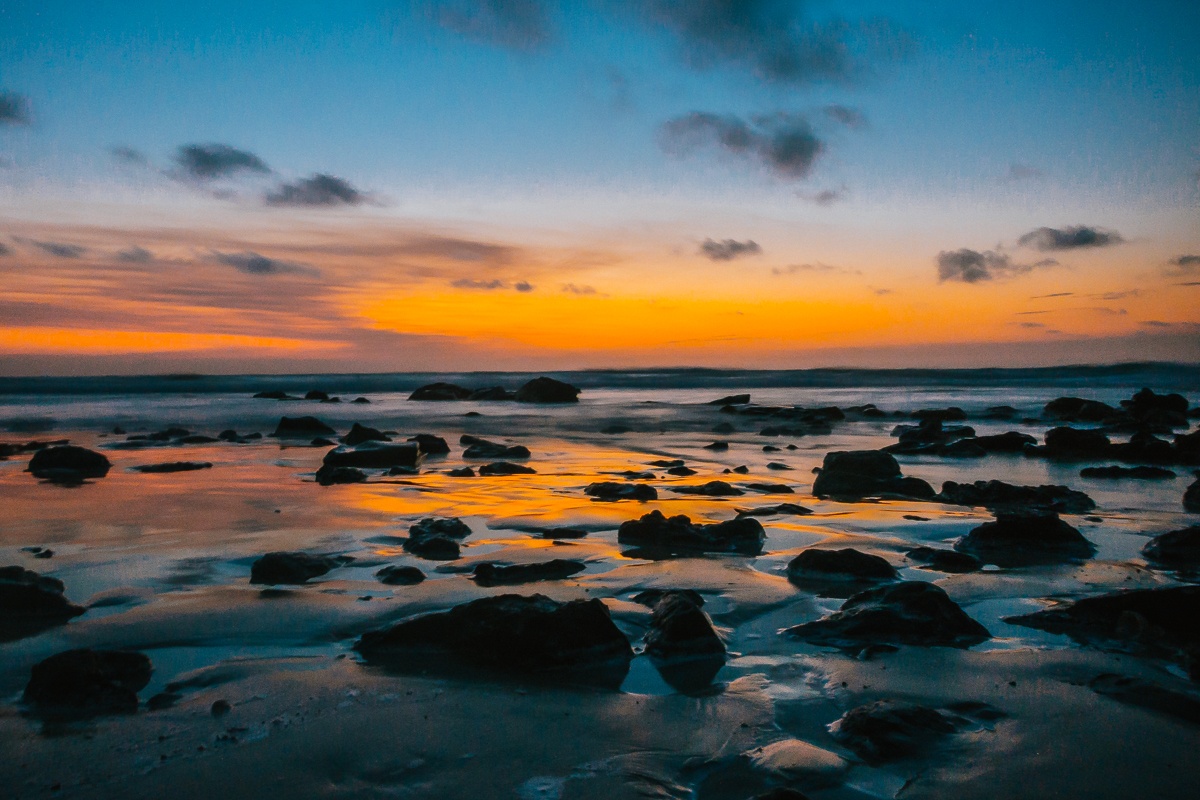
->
[1142,525,1200,567]
[176,434,219,444]
[641,590,725,659]
[479,461,537,476]
[812,450,934,501]
[893,420,975,445]
[24,649,152,717]
[1044,397,1117,422]
[218,429,240,441]
[131,461,213,474]
[649,459,686,468]
[408,433,450,455]
[311,437,336,447]
[1080,465,1176,479]
[672,480,744,497]
[376,565,426,585]
[936,479,1096,514]
[468,386,514,401]
[0,566,85,641]
[541,527,588,539]
[315,464,368,486]
[272,416,336,437]
[146,692,181,711]
[447,467,475,477]
[304,390,330,401]
[409,382,473,401]
[411,517,472,539]
[704,441,730,451]
[27,446,111,483]
[912,407,967,423]
[1187,478,1200,512]
[710,394,751,405]
[617,470,656,480]
[1040,426,1112,460]
[955,510,1094,567]
[632,588,705,608]
[1111,431,1178,464]
[973,431,1038,452]
[736,503,813,517]
[744,483,794,495]
[585,482,657,501]
[766,462,792,470]
[938,439,987,458]
[905,547,982,573]
[472,559,586,586]
[983,405,1019,420]
[352,397,371,404]
[514,377,581,404]
[829,700,957,762]
[253,390,293,400]
[462,439,531,459]
[712,421,736,434]
[342,423,390,446]
[667,465,697,476]
[404,517,470,560]
[1175,429,1200,461]
[322,441,422,469]
[749,790,812,800]
[1122,387,1189,420]
[787,549,897,583]
[785,581,989,649]
[250,552,350,585]
[601,423,632,435]
[618,510,766,555]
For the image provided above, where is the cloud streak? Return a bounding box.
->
[266,174,369,207]
[174,144,271,181]
[660,111,823,179]
[17,238,88,259]
[1017,225,1124,251]
[209,250,318,277]
[772,262,860,276]
[699,238,762,261]
[937,249,1058,283]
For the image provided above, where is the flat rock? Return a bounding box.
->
[585,482,657,501]
[472,559,586,586]
[404,518,471,560]
[27,445,111,483]
[1044,397,1117,422]
[812,450,934,501]
[787,548,897,583]
[1142,525,1200,568]
[905,546,982,573]
[972,431,1038,452]
[514,376,581,403]
[671,480,744,496]
[736,503,813,517]
[250,552,350,585]
[828,700,957,762]
[131,461,212,473]
[272,416,336,437]
[24,649,152,717]
[744,739,847,786]
[937,479,1095,514]
[744,482,794,494]
[315,464,368,486]
[322,441,422,469]
[955,510,1094,567]
[376,565,426,586]
[0,566,86,641]
[618,510,766,555]
[479,461,537,476]
[408,382,472,401]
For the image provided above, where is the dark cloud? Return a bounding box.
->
[416,0,553,50]
[772,262,859,276]
[0,242,10,256]
[116,246,153,263]
[1031,291,1074,299]
[1099,289,1139,300]
[110,146,148,165]
[174,144,271,181]
[1167,254,1200,276]
[0,92,31,125]
[936,248,1057,283]
[514,280,534,292]
[451,278,507,290]
[700,238,762,261]
[265,174,368,207]
[1017,225,1124,251]
[824,104,867,129]
[210,250,318,277]
[661,112,823,180]
[1176,281,1200,287]
[562,283,597,295]
[802,186,847,205]
[18,238,88,259]
[1002,163,1043,182]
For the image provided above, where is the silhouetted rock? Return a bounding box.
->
[1044,397,1117,422]
[812,450,934,500]
[618,510,765,555]
[27,445,111,484]
[973,431,1038,452]
[667,465,697,476]
[641,590,725,660]
[342,423,390,446]
[672,480,744,497]
[785,581,989,649]
[0,566,85,642]
[744,482,794,494]
[515,377,581,403]
[447,466,475,477]
[468,386,514,401]
[253,390,293,400]
[24,649,152,717]
[1039,426,1112,460]
[250,552,351,584]
[983,405,1019,420]
[905,547,982,573]
[472,559,586,586]
[315,464,368,485]
[1187,478,1200,512]
[1111,430,1178,464]
[322,441,422,469]
[304,390,330,401]
[703,441,730,450]
[1142,525,1200,568]
[736,503,813,517]
[766,461,792,470]
[404,518,471,560]
[585,482,657,501]
[710,394,751,405]
[829,700,957,762]
[1121,388,1190,429]
[1080,465,1176,479]
[272,416,336,437]
[352,397,370,404]
[131,461,213,473]
[955,510,1094,567]
[787,549,897,583]
[936,480,1095,513]
[893,420,975,445]
[408,433,450,455]
[462,439,531,459]
[409,382,473,401]
[479,461,537,476]
[376,565,426,585]
[912,407,967,423]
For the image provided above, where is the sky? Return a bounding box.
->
[0,0,1198,375]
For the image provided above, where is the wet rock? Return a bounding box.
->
[671,480,744,496]
[405,518,471,560]
[408,382,472,401]
[24,649,152,717]
[376,565,426,585]
[322,441,422,469]
[27,445,111,483]
[342,423,390,446]
[304,390,330,401]
[785,581,989,649]
[585,482,658,501]
[1175,430,1200,461]
[649,459,686,468]
[710,393,751,405]
[253,390,294,400]
[272,416,336,437]
[811,450,934,501]
[955,510,1095,567]
[905,547,982,573]
[541,527,588,539]
[640,590,724,659]
[315,464,368,486]
[1080,465,1176,479]
[787,549,897,583]
[479,461,537,476]
[352,397,371,404]
[446,466,475,477]
[131,461,213,473]
[408,433,450,455]
[468,386,515,401]
[736,503,813,517]
[1187,478,1200,512]
[667,466,697,476]
[1121,388,1190,429]
[983,405,1019,420]
[744,482,794,494]
[828,700,957,762]
[1044,397,1117,422]
[250,552,351,585]
[1111,430,1178,464]
[937,439,987,458]
[472,559,586,586]
[1039,426,1113,460]
[936,479,1096,514]
[749,790,813,800]
[618,510,765,555]
[972,431,1038,452]
[312,437,336,447]
[1142,525,1200,568]
[0,566,85,641]
[766,462,792,470]
[892,420,975,445]
[462,439,531,459]
[514,377,581,403]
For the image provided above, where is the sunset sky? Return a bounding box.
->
[1,1,1198,374]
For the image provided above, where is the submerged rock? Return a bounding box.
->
[905,547,982,573]
[812,450,934,501]
[376,565,426,585]
[323,441,422,469]
[1142,525,1200,568]
[828,700,957,762]
[514,377,581,403]
[479,461,537,476]
[585,482,657,501]
[787,549,897,584]
[1080,465,1176,479]
[272,416,336,437]
[955,510,1094,567]
[785,581,990,649]
[618,510,765,555]
[472,559,586,586]
[0,566,85,642]
[250,552,351,585]
[341,423,390,446]
[408,382,472,401]
[672,480,744,497]
[744,482,794,494]
[936,479,1096,514]
[24,649,152,717]
[131,461,213,473]
[971,431,1038,452]
[27,445,111,483]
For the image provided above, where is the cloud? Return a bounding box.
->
[265,174,368,207]
[173,144,271,181]
[1017,225,1124,251]
[116,246,154,263]
[0,242,10,256]
[1031,291,1073,299]
[451,278,507,290]
[1166,254,1200,276]
[824,104,867,130]
[209,250,318,277]
[398,235,517,264]
[1098,289,1139,300]
[562,283,597,295]
[1018,321,1045,329]
[660,111,823,180]
[514,280,534,292]
[1002,163,1043,182]
[801,185,848,206]
[700,238,762,261]
[0,91,31,125]
[772,262,859,276]
[110,146,148,165]
[416,0,554,50]
[936,248,1057,283]
[17,238,88,259]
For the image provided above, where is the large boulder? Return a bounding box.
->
[408,382,472,401]
[514,377,581,404]
[272,416,336,437]
[812,450,934,501]
[828,701,957,762]
[322,441,422,469]
[376,565,426,585]
[787,549,897,584]
[785,581,989,649]
[955,510,1094,567]
[27,445,111,483]
[472,559,586,586]
[408,433,450,455]
[617,510,766,555]
[1043,397,1117,422]
[341,423,390,445]
[671,480,745,497]
[250,552,351,585]
[1121,388,1190,429]
[1039,427,1112,460]
[468,386,514,401]
[24,649,152,717]
[1142,525,1200,568]
[585,482,658,501]
[936,480,1095,514]
[0,566,85,642]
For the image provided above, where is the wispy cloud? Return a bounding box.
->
[1165,254,1200,277]
[1017,225,1124,251]
[562,283,597,295]
[661,111,823,180]
[824,104,868,130]
[415,0,554,50]
[699,238,762,261]
[0,91,31,125]
[16,238,88,259]
[209,250,318,277]
[110,146,148,165]
[265,174,369,207]
[115,246,154,263]
[451,278,507,290]
[801,186,848,206]
[937,248,1058,283]
[174,144,271,182]
[772,262,860,276]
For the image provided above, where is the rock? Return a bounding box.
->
[24,649,152,717]
[828,700,957,762]
[744,483,794,494]
[787,549,897,583]
[1184,478,1200,512]
[468,386,514,401]
[250,552,350,585]
[0,566,85,641]
[736,503,813,517]
[342,423,390,445]
[376,565,426,585]
[1142,525,1200,567]
[983,405,1019,420]
[1121,388,1190,428]
[315,464,368,486]
[667,466,697,476]
[1080,465,1177,479]
[515,377,581,403]
[972,431,1038,452]
[618,510,766,555]
[352,397,371,404]
[1111,431,1178,464]
[905,547,982,573]
[672,480,744,497]
[312,437,336,447]
[710,394,751,405]
[585,482,658,501]
[27,445,111,483]
[131,461,213,474]
[1044,397,1117,422]
[955,510,1094,567]
[640,590,725,663]
[479,461,537,476]
[703,441,730,451]
[766,462,792,470]
[354,594,632,675]
[540,526,589,539]
[812,450,934,501]
[936,479,1095,513]
[472,559,586,586]
[913,407,967,423]
[253,390,293,400]
[272,416,336,437]
[409,382,473,401]
[405,518,471,560]
[211,698,232,716]
[937,439,987,458]
[408,433,450,455]
[748,790,813,800]
[785,581,989,649]
[462,439,531,459]
[447,466,475,477]
[1039,426,1112,460]
[304,390,330,401]
[649,459,685,468]
[322,441,422,469]
[893,420,975,445]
